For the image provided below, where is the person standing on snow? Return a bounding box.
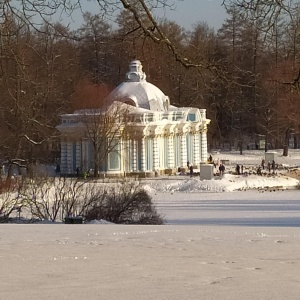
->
[268,161,271,173]
[219,163,225,177]
[261,158,265,169]
[236,164,240,175]
[271,160,276,173]
[189,165,194,177]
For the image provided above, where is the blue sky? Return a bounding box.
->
[64,0,227,31]
[153,0,227,30]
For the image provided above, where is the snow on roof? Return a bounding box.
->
[106,81,167,111]
[105,60,170,112]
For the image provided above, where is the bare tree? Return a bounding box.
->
[80,101,130,177]
[223,0,297,31]
[69,79,130,177]
[76,13,113,84]
[0,13,80,161]
[1,0,229,75]
[22,176,87,222]
[0,175,25,222]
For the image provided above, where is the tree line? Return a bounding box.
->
[0,0,300,165]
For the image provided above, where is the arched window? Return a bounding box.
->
[124,99,136,107]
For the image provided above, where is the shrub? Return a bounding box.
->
[21,176,86,222]
[84,182,164,225]
[1,176,163,224]
[0,176,25,222]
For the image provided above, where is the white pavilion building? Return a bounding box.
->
[57,60,210,177]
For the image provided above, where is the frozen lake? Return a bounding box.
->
[1,168,300,299]
[153,191,300,226]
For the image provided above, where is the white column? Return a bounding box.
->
[76,141,81,169]
[158,135,164,168]
[118,137,125,173]
[180,134,187,167]
[167,134,174,168]
[132,139,137,171]
[194,134,200,165]
[141,137,146,171]
[200,128,208,163]
[125,138,130,173]
[66,141,73,174]
[153,137,159,170]
[60,139,67,173]
[82,139,89,171]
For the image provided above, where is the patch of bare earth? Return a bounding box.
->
[284,168,300,180]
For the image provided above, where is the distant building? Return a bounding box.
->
[57,60,210,177]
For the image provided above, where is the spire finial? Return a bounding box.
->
[125,60,146,82]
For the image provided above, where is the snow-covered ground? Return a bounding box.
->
[142,149,300,194]
[1,149,300,299]
[1,224,300,300]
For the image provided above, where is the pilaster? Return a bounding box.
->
[200,128,208,163]
[180,134,187,167]
[141,137,146,171]
[60,140,67,173]
[66,141,72,174]
[194,134,200,165]
[132,139,137,171]
[76,141,81,169]
[153,137,159,170]
[167,134,174,168]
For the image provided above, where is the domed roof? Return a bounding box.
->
[106,60,169,112]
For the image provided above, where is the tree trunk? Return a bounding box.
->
[238,140,243,155]
[264,134,268,152]
[282,127,290,157]
[93,162,99,178]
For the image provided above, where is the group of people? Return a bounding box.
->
[208,155,226,177]
[235,163,243,175]
[261,158,276,174]
[187,157,227,177]
[185,154,278,178]
[186,161,195,177]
